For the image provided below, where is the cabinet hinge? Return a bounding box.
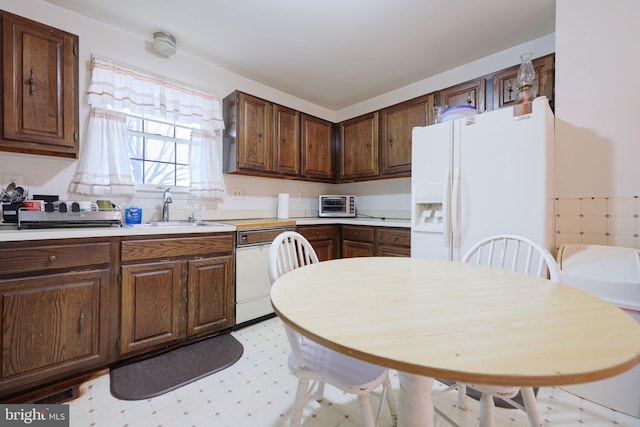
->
[74,131,78,142]
[73,45,78,56]
[116,337,120,351]
[117,272,122,284]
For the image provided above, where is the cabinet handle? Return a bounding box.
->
[48,255,57,262]
[28,70,36,95]
[388,137,393,146]
[507,79,514,101]
[466,92,473,105]
[281,137,286,143]
[78,307,85,335]
[315,231,319,236]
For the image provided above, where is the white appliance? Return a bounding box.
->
[557,243,640,418]
[235,226,296,325]
[411,96,555,260]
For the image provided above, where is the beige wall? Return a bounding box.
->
[555,0,639,198]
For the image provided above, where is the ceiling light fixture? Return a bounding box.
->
[153,31,177,56]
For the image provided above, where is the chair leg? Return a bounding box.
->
[357,393,377,427]
[384,377,398,425]
[289,378,309,427]
[521,387,542,427]
[479,393,495,427]
[457,383,468,410]
[314,380,325,402]
[375,377,398,426]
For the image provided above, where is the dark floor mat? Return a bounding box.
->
[110,334,243,400]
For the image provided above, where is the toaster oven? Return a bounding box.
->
[318,195,356,217]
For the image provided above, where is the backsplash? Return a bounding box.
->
[555,196,640,249]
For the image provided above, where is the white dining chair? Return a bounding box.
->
[441,234,559,427]
[269,231,397,427]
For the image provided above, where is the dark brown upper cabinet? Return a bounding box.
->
[0,11,79,158]
[379,94,433,177]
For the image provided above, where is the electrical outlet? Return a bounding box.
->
[231,187,246,200]
[2,173,23,186]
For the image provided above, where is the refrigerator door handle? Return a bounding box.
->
[451,166,461,249]
[443,168,451,248]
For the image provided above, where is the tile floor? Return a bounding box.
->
[68,316,639,427]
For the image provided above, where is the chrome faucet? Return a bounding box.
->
[161,187,172,222]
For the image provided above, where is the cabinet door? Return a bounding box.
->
[237,92,272,171]
[439,78,486,112]
[375,227,411,257]
[493,54,554,110]
[379,95,432,176]
[120,261,183,355]
[301,114,334,180]
[298,225,340,261]
[1,11,78,158]
[0,270,108,385]
[341,225,375,258]
[187,256,234,337]
[342,241,375,258]
[272,104,300,175]
[339,112,379,181]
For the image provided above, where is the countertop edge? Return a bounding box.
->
[0,217,410,242]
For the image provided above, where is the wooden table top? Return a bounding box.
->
[270,257,640,387]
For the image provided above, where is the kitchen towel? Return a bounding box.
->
[277,193,290,219]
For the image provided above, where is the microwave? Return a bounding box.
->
[318,195,356,217]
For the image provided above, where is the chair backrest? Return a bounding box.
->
[268,231,320,369]
[461,234,560,281]
[268,231,319,285]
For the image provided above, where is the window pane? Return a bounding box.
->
[176,142,189,164]
[127,134,144,159]
[127,117,142,132]
[145,121,174,138]
[145,161,174,186]
[130,159,143,184]
[175,127,192,140]
[145,138,176,163]
[176,165,190,187]
[125,115,192,188]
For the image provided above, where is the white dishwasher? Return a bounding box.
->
[235,226,296,325]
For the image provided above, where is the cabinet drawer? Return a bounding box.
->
[376,228,411,247]
[299,226,336,241]
[0,242,110,275]
[342,226,374,242]
[121,233,234,262]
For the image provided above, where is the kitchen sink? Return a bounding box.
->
[128,220,227,228]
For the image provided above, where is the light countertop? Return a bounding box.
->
[0,216,409,242]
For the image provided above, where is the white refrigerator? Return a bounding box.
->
[411,96,555,260]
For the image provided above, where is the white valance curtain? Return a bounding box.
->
[68,55,226,199]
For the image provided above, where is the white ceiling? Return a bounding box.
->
[44,0,556,110]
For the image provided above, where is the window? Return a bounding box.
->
[126,115,195,188]
[70,55,225,199]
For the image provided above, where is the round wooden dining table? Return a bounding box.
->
[270,257,640,427]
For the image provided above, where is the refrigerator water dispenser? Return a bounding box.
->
[412,183,444,232]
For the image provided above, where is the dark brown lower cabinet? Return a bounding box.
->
[0,239,111,400]
[342,225,411,258]
[119,234,235,357]
[298,225,340,261]
[0,233,235,402]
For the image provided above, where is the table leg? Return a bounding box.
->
[397,372,435,427]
